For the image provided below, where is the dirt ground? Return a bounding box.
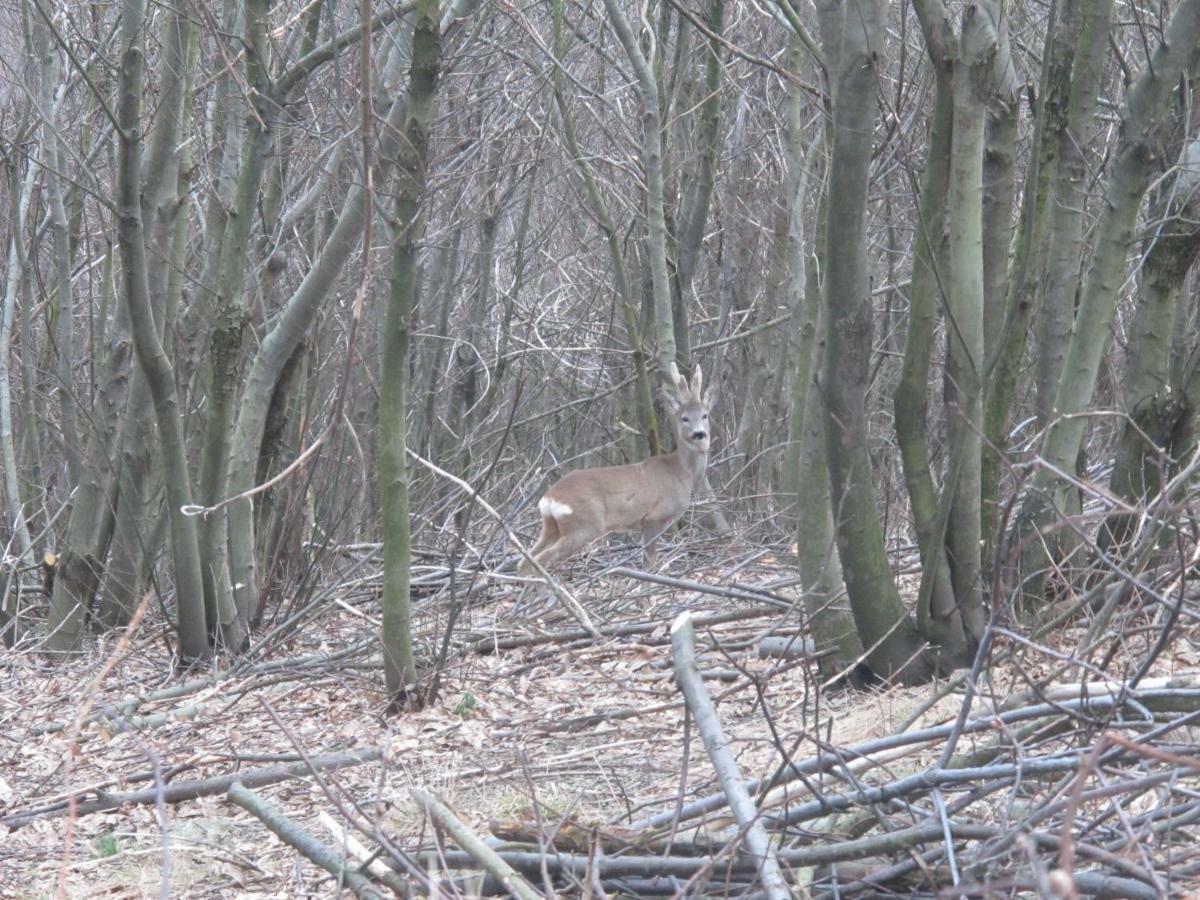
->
[2,551,1196,897]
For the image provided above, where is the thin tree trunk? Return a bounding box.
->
[601,0,676,377]
[896,0,959,653]
[382,0,442,705]
[1100,135,1200,553]
[781,73,862,674]
[943,0,1004,648]
[1,150,37,641]
[981,0,1071,551]
[2,157,37,570]
[98,15,199,631]
[31,10,84,486]
[1035,0,1114,428]
[114,0,208,660]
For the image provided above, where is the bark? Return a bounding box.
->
[415,228,460,456]
[896,0,960,653]
[1,156,37,572]
[199,0,276,650]
[98,18,199,631]
[818,0,932,683]
[1101,135,1200,552]
[1,151,36,642]
[672,0,723,339]
[411,788,542,900]
[980,24,1019,362]
[31,10,83,486]
[982,0,1073,549]
[228,783,386,900]
[780,56,862,675]
[254,341,310,621]
[671,613,792,900]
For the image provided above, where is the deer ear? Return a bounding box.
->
[690,364,704,401]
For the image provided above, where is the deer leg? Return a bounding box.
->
[519,516,560,576]
[641,517,674,569]
[530,526,591,571]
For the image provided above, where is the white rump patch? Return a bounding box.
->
[539,497,574,518]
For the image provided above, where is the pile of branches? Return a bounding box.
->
[218,612,1199,898]
[7,546,1197,896]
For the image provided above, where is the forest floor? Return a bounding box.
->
[2,540,1198,898]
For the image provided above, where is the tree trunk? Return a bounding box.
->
[1100,135,1200,553]
[982,0,1072,552]
[818,0,932,683]
[781,62,862,674]
[114,0,208,660]
[942,1,1004,648]
[896,0,959,655]
[1034,0,1114,429]
[1014,0,1200,605]
[382,0,442,705]
[601,0,677,377]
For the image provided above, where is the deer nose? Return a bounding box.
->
[692,429,707,441]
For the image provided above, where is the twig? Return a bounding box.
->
[473,604,781,653]
[407,448,600,638]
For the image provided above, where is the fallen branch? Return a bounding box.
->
[411,787,542,900]
[631,686,1200,830]
[671,611,791,899]
[228,782,385,900]
[605,567,793,608]
[473,604,782,653]
[3,748,384,830]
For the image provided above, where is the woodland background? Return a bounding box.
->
[2,0,1200,896]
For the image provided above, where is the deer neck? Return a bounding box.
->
[668,442,708,489]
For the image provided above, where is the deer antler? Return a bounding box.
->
[669,362,689,398]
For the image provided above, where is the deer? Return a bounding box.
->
[518,362,713,577]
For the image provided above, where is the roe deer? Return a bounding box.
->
[518,363,712,575]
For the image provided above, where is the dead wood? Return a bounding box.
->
[670,611,790,899]
[411,787,543,900]
[227,781,387,900]
[2,747,383,830]
[473,603,782,653]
